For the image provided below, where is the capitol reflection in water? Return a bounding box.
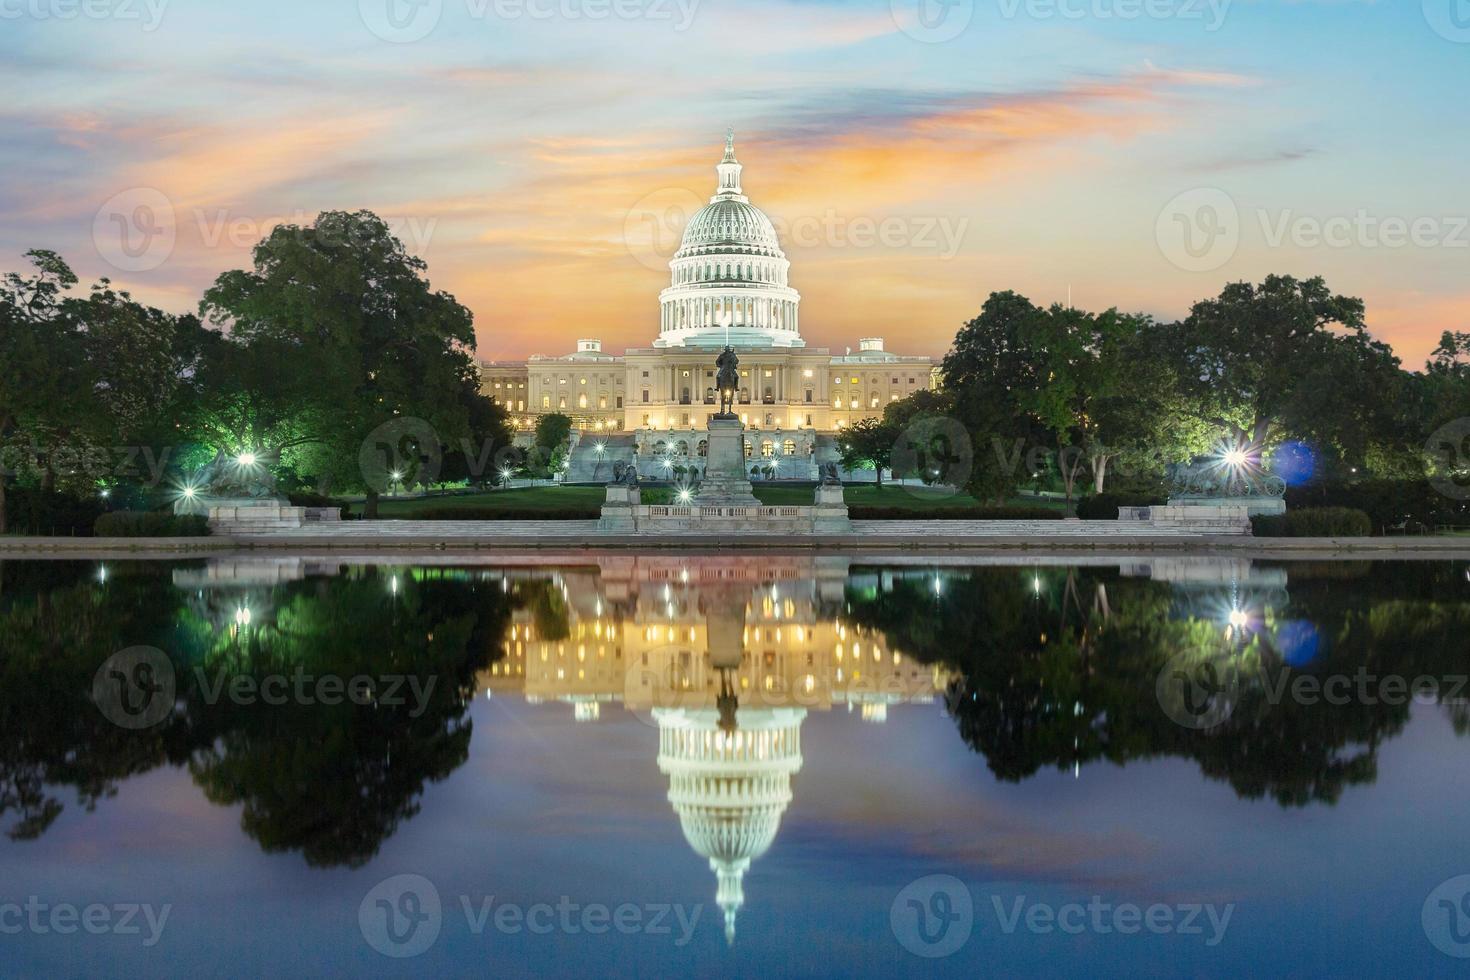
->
[478,556,946,942]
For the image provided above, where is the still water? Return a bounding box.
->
[2,554,1469,977]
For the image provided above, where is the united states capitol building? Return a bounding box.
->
[480,134,938,477]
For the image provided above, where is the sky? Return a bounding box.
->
[2,0,1467,367]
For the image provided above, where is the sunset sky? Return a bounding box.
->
[3,0,1467,367]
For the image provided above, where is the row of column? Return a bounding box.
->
[661,296,798,334]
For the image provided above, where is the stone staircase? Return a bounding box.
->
[563,433,636,484]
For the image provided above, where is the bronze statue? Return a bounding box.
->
[820,461,842,486]
[715,346,739,417]
[611,460,639,487]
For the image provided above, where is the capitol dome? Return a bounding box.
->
[656,133,803,349]
[678,199,783,256]
[655,706,806,944]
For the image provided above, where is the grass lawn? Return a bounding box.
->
[370,486,606,517]
[753,483,1071,512]
[363,483,1073,518]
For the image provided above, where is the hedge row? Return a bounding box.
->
[1075,492,1167,520]
[1286,479,1470,533]
[849,506,1064,520]
[1251,507,1372,538]
[405,507,601,521]
[94,512,212,537]
[3,488,106,535]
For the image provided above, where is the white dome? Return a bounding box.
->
[678,199,783,258]
[655,706,806,944]
[656,133,803,349]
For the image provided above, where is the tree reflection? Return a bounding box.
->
[845,562,1470,806]
[0,561,187,839]
[0,563,516,864]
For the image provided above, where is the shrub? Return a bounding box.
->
[1251,507,1371,538]
[1076,492,1167,520]
[288,492,351,518]
[4,488,106,536]
[850,506,1064,520]
[94,512,212,537]
[405,506,600,521]
[1286,479,1470,533]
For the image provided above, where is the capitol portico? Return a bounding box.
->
[480,134,938,475]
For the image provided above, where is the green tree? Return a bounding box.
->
[1164,275,1401,468]
[838,417,897,486]
[439,379,514,489]
[940,291,1050,502]
[532,413,573,478]
[200,211,478,517]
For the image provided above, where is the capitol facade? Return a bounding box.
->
[480,134,938,472]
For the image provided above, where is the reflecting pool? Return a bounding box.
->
[2,555,1469,977]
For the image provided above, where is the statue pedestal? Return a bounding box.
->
[813,484,851,533]
[1167,496,1285,518]
[697,417,759,506]
[200,497,307,533]
[599,485,641,531]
